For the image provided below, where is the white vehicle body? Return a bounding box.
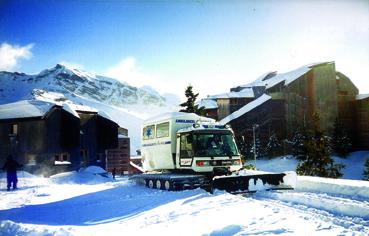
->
[141,112,242,173]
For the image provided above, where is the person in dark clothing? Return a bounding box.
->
[112,168,116,179]
[2,155,22,191]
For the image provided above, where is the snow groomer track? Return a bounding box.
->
[251,176,369,234]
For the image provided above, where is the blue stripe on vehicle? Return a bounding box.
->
[175,119,195,123]
[142,141,172,147]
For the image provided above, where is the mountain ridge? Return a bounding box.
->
[0,64,180,154]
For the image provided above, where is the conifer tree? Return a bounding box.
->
[363,158,369,181]
[265,133,282,158]
[331,118,351,158]
[236,135,253,160]
[179,85,204,115]
[295,113,344,178]
[250,137,262,158]
[291,127,308,161]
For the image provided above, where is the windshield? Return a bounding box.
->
[192,132,239,157]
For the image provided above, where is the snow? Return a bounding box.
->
[237,62,334,91]
[255,151,369,180]
[239,66,311,90]
[219,94,271,124]
[1,152,369,235]
[197,99,218,109]
[0,100,55,120]
[356,94,369,100]
[207,87,255,99]
[0,177,368,235]
[62,103,80,118]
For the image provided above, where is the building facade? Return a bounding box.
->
[199,62,367,153]
[0,100,119,176]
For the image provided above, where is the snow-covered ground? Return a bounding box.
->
[254,151,369,180]
[1,153,369,236]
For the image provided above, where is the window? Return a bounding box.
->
[193,132,239,157]
[54,153,71,165]
[62,153,69,161]
[180,134,194,158]
[143,125,155,140]
[156,122,169,138]
[9,124,18,135]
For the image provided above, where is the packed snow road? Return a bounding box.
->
[253,191,369,234]
[1,169,369,236]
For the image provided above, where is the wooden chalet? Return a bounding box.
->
[200,62,368,152]
[0,100,119,176]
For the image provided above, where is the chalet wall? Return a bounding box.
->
[0,104,120,175]
[105,137,130,174]
[0,108,82,176]
[356,97,369,150]
[336,73,359,141]
[229,99,286,149]
[79,113,99,167]
[311,63,338,132]
[96,116,118,150]
[205,108,218,120]
[0,118,47,166]
[229,98,254,114]
[217,98,230,120]
[79,113,118,168]
[278,73,310,137]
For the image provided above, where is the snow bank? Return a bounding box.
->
[0,221,72,236]
[297,176,369,199]
[255,151,369,181]
[50,167,113,185]
[80,166,107,174]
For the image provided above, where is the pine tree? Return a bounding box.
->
[291,127,308,161]
[179,85,204,115]
[250,137,262,158]
[265,133,282,158]
[236,135,253,160]
[331,118,351,158]
[363,158,369,181]
[295,113,344,178]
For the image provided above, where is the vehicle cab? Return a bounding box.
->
[176,122,242,173]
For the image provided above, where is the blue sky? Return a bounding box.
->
[1,0,368,98]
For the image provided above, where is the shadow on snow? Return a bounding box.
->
[0,183,203,226]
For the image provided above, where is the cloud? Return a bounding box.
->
[59,61,85,70]
[0,42,33,71]
[105,57,166,89]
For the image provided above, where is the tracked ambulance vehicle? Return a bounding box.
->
[130,112,296,193]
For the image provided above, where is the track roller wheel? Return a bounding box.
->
[148,179,154,188]
[156,180,162,189]
[164,180,172,191]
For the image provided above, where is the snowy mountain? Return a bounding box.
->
[0,64,180,153]
[0,64,179,110]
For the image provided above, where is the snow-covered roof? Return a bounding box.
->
[62,103,80,118]
[98,110,115,122]
[0,100,56,120]
[239,62,334,90]
[241,66,311,89]
[68,103,97,113]
[0,99,112,121]
[197,99,218,109]
[219,94,272,125]
[207,88,255,99]
[356,94,369,100]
